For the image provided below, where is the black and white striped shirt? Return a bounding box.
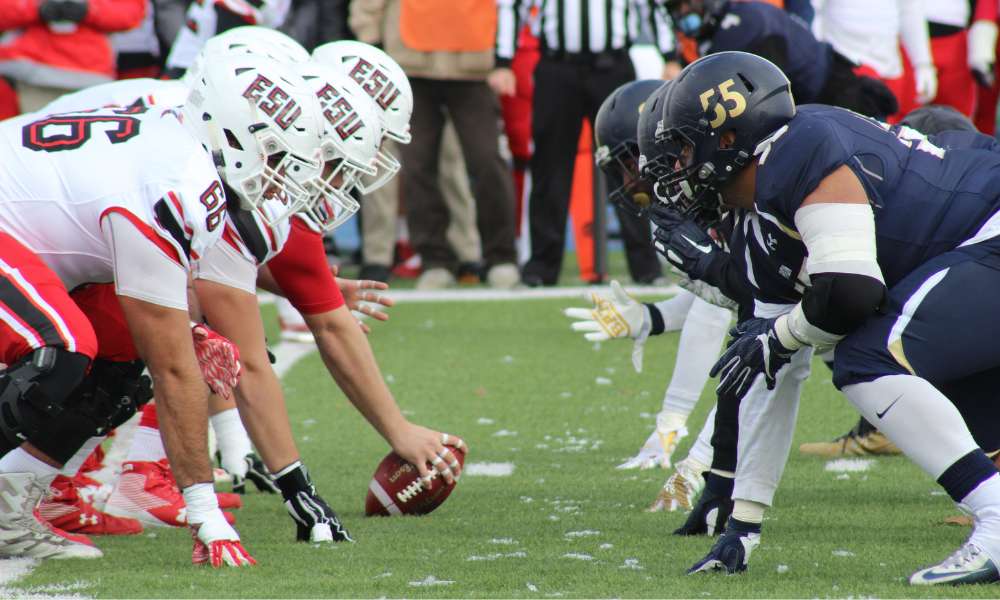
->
[495,0,675,66]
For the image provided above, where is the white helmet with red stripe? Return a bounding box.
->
[182,53,324,225]
[294,61,381,231]
[311,41,413,193]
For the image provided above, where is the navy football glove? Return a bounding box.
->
[674,471,733,536]
[710,318,794,403]
[649,204,721,281]
[687,518,761,575]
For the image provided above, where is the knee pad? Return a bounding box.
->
[0,347,91,456]
[28,359,152,464]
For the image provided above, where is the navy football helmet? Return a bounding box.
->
[594,79,667,216]
[636,80,673,196]
[665,0,730,40]
[654,51,794,224]
[900,104,977,136]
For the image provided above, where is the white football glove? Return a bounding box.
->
[969,20,998,87]
[914,63,938,105]
[183,483,256,568]
[649,455,708,513]
[617,411,688,470]
[563,280,652,372]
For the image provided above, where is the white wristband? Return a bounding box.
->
[774,304,844,350]
[182,482,219,525]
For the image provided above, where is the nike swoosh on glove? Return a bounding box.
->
[649,204,721,281]
[687,518,761,574]
[192,323,241,399]
[710,318,793,403]
[190,510,256,568]
[674,471,733,536]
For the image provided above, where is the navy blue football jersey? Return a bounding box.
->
[753,105,1000,287]
[705,1,830,103]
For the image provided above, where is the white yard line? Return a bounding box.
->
[260,284,679,306]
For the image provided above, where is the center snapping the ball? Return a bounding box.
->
[365,444,466,516]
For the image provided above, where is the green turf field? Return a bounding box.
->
[7,293,997,598]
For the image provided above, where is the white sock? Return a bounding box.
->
[687,406,716,468]
[651,289,696,332]
[0,447,60,478]
[963,475,1000,565]
[126,426,167,462]
[843,375,978,479]
[210,408,252,477]
[60,436,106,476]
[276,297,305,327]
[661,297,731,416]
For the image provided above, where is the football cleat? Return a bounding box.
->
[688,518,761,575]
[233,453,280,495]
[38,475,142,536]
[0,472,102,559]
[910,542,1000,585]
[649,456,707,513]
[799,417,901,457]
[105,460,235,527]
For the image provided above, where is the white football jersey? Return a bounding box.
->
[0,106,225,306]
[42,79,190,115]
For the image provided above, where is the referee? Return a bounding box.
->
[490,0,678,286]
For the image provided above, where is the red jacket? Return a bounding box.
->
[0,0,145,89]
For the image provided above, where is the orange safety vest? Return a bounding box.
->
[399,0,498,52]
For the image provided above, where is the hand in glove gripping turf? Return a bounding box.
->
[190,511,257,568]
[563,280,652,372]
[276,463,354,543]
[649,204,722,281]
[192,323,241,399]
[710,318,794,403]
[674,471,733,536]
[687,518,761,575]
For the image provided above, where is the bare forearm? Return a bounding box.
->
[306,308,407,444]
[154,366,213,488]
[234,361,299,473]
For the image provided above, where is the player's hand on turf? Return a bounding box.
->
[189,509,256,568]
[332,265,394,328]
[563,280,653,372]
[710,318,793,402]
[687,518,761,575]
[649,204,721,281]
[390,424,466,486]
[285,485,354,543]
[674,472,733,536]
[191,323,241,399]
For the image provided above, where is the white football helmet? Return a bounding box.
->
[312,41,413,193]
[295,62,381,231]
[182,53,325,225]
[183,26,309,87]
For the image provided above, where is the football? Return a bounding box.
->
[365,445,466,516]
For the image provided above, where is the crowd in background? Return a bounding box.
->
[0,0,998,290]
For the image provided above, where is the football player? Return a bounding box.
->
[665,0,898,119]
[564,79,733,476]
[0,52,326,566]
[651,50,1000,585]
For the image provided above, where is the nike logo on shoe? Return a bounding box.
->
[876,395,903,419]
[680,235,713,254]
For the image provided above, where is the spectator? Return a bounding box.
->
[281,0,352,50]
[924,0,978,116]
[492,0,671,287]
[163,0,291,78]
[0,0,145,113]
[812,0,935,120]
[970,0,1000,134]
[355,0,519,290]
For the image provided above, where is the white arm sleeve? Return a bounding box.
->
[103,212,189,310]
[793,202,884,282]
[193,240,258,295]
[899,0,933,68]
